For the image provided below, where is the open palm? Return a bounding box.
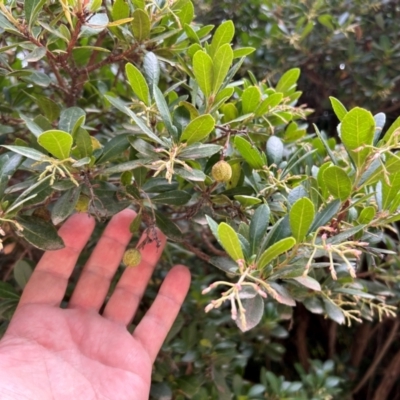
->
[0,209,190,400]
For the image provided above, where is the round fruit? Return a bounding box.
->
[123,248,142,267]
[211,160,232,183]
[75,195,90,213]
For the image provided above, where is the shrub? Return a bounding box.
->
[0,0,399,398]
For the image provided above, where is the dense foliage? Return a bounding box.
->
[0,0,399,398]
[196,0,400,126]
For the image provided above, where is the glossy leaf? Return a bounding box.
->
[217,222,244,262]
[152,190,191,206]
[143,52,160,90]
[234,136,264,169]
[266,136,284,166]
[209,20,235,57]
[257,237,296,270]
[131,9,150,41]
[193,51,213,97]
[341,107,375,169]
[249,204,270,255]
[382,115,400,144]
[154,86,177,139]
[381,171,400,210]
[276,68,300,93]
[323,166,352,201]
[291,276,321,291]
[329,96,347,121]
[125,63,150,105]
[59,107,86,133]
[180,114,215,145]
[236,293,264,332]
[38,130,72,160]
[309,199,341,233]
[212,43,233,94]
[96,134,130,164]
[51,187,81,225]
[1,145,46,161]
[112,0,129,20]
[16,215,65,250]
[289,197,315,242]
[241,86,261,115]
[0,153,23,198]
[323,299,345,324]
[179,143,222,159]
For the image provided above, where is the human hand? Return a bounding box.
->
[0,209,190,400]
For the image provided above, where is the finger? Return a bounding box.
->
[68,208,136,311]
[133,265,191,362]
[102,230,166,325]
[18,213,96,308]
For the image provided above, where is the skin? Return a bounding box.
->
[0,209,191,400]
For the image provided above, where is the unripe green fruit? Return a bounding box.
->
[123,248,142,267]
[75,196,90,213]
[212,160,232,183]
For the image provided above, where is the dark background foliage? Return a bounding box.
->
[0,0,399,399]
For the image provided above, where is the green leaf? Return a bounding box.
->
[276,68,300,93]
[323,299,345,324]
[25,0,46,30]
[112,0,129,20]
[16,215,65,250]
[289,198,315,242]
[210,20,235,57]
[257,237,296,270]
[234,195,261,207]
[143,52,160,90]
[358,206,375,224]
[232,47,256,58]
[154,210,183,241]
[309,199,341,233]
[249,204,270,255]
[381,171,400,210]
[51,187,81,225]
[341,107,375,169]
[154,86,177,139]
[323,166,352,201]
[35,96,60,122]
[193,51,213,97]
[234,136,264,169]
[13,260,33,290]
[0,153,23,198]
[0,281,20,300]
[59,107,86,133]
[241,86,261,115]
[269,282,296,306]
[255,93,283,116]
[38,130,73,160]
[382,115,400,144]
[176,1,194,25]
[236,293,264,332]
[218,222,244,262]
[180,114,215,145]
[266,136,284,166]
[291,276,321,291]
[125,63,150,105]
[152,190,191,206]
[131,9,150,41]
[212,43,233,94]
[329,96,347,121]
[105,96,164,145]
[97,134,130,164]
[75,128,93,158]
[1,145,46,161]
[179,143,221,159]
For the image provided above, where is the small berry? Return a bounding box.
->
[211,160,232,183]
[123,248,142,267]
[75,195,90,213]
